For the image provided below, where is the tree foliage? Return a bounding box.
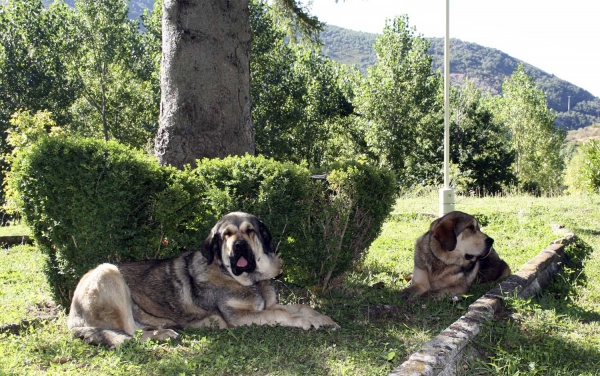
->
[0,0,573,199]
[357,15,440,176]
[0,0,159,153]
[448,82,515,193]
[401,81,515,193]
[62,0,157,148]
[580,140,600,193]
[266,0,323,45]
[492,64,565,194]
[0,0,75,150]
[250,1,352,168]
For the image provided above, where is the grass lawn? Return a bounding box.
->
[0,223,30,237]
[1,192,599,375]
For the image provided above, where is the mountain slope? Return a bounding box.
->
[320,25,599,130]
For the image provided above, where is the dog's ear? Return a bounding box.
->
[257,219,275,254]
[432,215,458,251]
[202,231,221,265]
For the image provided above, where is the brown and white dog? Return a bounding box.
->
[401,211,511,299]
[68,212,338,348]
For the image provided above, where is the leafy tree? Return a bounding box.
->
[492,64,565,194]
[401,84,444,188]
[61,0,156,149]
[580,140,600,193]
[401,81,515,193]
[319,63,368,165]
[67,65,156,149]
[0,0,75,153]
[139,0,162,99]
[0,0,76,203]
[250,1,352,168]
[250,0,302,163]
[563,146,588,194]
[2,110,64,213]
[287,46,353,168]
[448,82,515,194]
[356,15,440,176]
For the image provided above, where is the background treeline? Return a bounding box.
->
[2,0,600,198]
[38,0,600,132]
[321,25,600,132]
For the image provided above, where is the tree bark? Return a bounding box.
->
[155,0,254,168]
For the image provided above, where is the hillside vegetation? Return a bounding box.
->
[320,25,599,131]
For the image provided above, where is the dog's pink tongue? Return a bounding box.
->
[236,256,248,268]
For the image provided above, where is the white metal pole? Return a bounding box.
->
[439,0,455,216]
[444,0,450,188]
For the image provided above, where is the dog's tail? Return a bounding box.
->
[71,326,132,348]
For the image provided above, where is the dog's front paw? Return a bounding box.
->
[399,284,427,301]
[398,287,420,301]
[285,313,326,330]
[286,314,314,330]
[295,312,339,330]
[140,328,179,342]
[279,304,339,329]
[398,288,410,300]
[312,313,340,330]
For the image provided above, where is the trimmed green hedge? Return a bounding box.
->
[10,136,396,308]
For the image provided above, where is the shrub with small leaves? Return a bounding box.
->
[306,161,396,290]
[11,137,396,307]
[10,136,175,308]
[563,147,588,194]
[581,139,600,193]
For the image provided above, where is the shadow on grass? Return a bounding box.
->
[467,236,600,374]
[570,226,600,238]
[5,230,595,375]
[469,312,600,375]
[1,256,467,375]
[1,317,406,375]
[538,237,600,321]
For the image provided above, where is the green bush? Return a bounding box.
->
[563,147,588,194]
[180,156,397,291]
[581,139,600,193]
[306,161,397,290]
[10,136,175,307]
[10,137,396,308]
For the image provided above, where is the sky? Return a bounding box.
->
[310,0,600,98]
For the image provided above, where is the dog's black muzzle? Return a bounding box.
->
[230,240,257,276]
[481,237,494,258]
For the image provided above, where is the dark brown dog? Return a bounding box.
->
[68,212,338,348]
[401,211,511,299]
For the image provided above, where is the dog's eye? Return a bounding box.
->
[246,228,255,236]
[465,254,474,260]
[467,224,476,231]
[222,230,232,239]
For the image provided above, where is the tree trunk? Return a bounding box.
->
[155,0,254,168]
